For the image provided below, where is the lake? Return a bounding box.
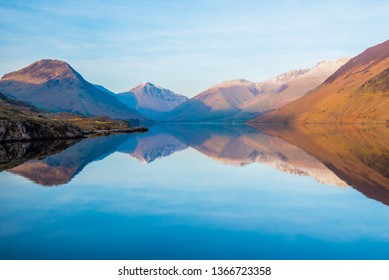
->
[0,124,388,260]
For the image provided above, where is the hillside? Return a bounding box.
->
[165,79,261,122]
[255,40,389,124]
[233,58,349,121]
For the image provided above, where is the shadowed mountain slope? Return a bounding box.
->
[0,91,83,142]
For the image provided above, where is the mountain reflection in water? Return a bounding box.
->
[2,124,389,260]
[254,124,389,206]
[1,124,388,205]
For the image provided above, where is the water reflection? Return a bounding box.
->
[2,124,388,205]
[8,135,129,186]
[1,124,389,260]
[117,125,188,163]
[0,139,79,172]
[254,124,389,205]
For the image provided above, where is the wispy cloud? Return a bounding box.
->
[0,0,388,96]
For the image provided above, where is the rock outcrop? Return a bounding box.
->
[0,119,83,142]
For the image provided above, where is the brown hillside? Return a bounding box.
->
[254,40,389,124]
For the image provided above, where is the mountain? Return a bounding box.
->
[166,59,348,122]
[232,58,349,121]
[117,82,188,119]
[0,59,144,121]
[0,91,41,115]
[165,79,261,122]
[255,40,389,124]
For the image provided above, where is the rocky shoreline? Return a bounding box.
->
[83,126,148,136]
[0,119,148,143]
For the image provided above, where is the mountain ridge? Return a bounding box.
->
[165,57,348,122]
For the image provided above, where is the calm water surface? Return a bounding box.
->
[0,124,388,259]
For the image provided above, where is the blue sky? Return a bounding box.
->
[0,0,388,97]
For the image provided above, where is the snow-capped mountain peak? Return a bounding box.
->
[267,57,349,84]
[210,79,255,89]
[269,69,310,84]
[302,57,349,78]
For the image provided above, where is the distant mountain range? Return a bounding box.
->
[164,58,349,122]
[0,58,348,124]
[256,40,389,124]
[0,39,387,124]
[236,58,349,121]
[0,56,353,124]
